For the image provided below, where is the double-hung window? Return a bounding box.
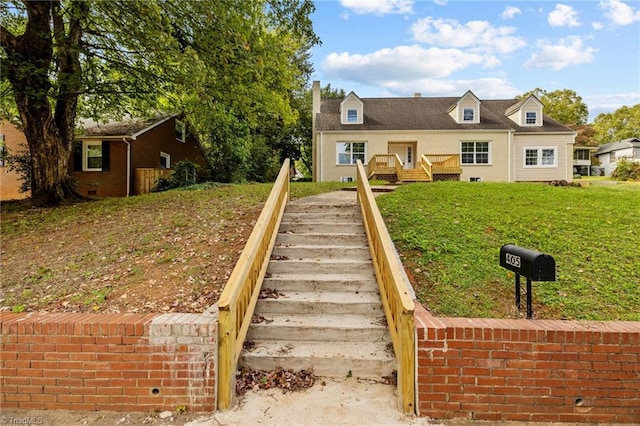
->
[463,108,474,122]
[524,147,556,167]
[73,141,110,171]
[337,142,365,165]
[175,120,186,142]
[525,112,537,125]
[461,141,489,164]
[347,109,358,123]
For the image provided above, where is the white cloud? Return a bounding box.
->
[525,36,596,70]
[433,0,448,5]
[322,45,498,85]
[548,4,581,27]
[592,21,604,30]
[410,17,526,54]
[384,77,519,98]
[501,6,522,20]
[599,0,640,26]
[339,0,413,16]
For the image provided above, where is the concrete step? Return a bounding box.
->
[275,233,368,246]
[267,259,376,276]
[282,212,362,222]
[284,203,357,214]
[239,340,396,377]
[278,223,365,234]
[271,246,371,261]
[254,291,384,315]
[264,274,378,293]
[246,314,389,342]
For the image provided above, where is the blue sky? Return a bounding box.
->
[309,0,640,122]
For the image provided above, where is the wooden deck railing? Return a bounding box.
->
[367,154,404,181]
[429,154,461,173]
[355,160,415,414]
[217,159,290,410]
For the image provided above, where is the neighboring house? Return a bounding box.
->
[573,145,599,177]
[311,81,575,183]
[594,138,640,177]
[72,114,211,197]
[0,120,30,201]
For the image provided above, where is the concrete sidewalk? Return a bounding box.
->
[186,377,441,426]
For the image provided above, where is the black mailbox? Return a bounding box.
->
[500,244,556,281]
[499,244,556,319]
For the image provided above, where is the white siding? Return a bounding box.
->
[513,134,573,181]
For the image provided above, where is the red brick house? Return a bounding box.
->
[72,114,211,197]
[0,120,30,201]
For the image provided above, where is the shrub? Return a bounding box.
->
[612,158,640,181]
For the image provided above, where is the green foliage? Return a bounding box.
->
[612,158,640,181]
[378,182,640,320]
[4,145,31,193]
[592,105,640,144]
[152,160,201,192]
[518,88,589,125]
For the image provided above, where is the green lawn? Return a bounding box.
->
[377,182,640,321]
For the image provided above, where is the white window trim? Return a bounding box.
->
[160,151,171,169]
[346,109,358,123]
[83,141,103,171]
[336,141,367,166]
[460,141,492,165]
[523,146,558,168]
[523,110,539,126]
[463,107,475,122]
[175,119,186,143]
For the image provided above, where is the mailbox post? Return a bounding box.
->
[499,244,556,319]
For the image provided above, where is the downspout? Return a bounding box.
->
[123,137,131,197]
[319,132,324,182]
[507,130,512,182]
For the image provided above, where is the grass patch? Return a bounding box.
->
[377,182,640,321]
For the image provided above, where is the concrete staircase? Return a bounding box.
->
[239,192,396,378]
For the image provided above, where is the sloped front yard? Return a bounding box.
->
[377,181,640,321]
[0,182,349,314]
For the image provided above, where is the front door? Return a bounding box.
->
[388,143,415,169]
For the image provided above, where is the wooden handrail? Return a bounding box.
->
[427,154,460,168]
[355,160,415,414]
[217,159,290,410]
[420,155,433,181]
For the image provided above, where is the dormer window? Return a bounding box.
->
[526,112,537,125]
[340,92,364,124]
[463,108,474,122]
[449,90,480,124]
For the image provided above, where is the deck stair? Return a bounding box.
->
[239,193,396,378]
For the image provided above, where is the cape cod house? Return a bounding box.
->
[72,114,211,197]
[311,81,575,183]
[594,138,640,177]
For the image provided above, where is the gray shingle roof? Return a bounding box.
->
[79,114,176,138]
[315,97,572,133]
[594,138,640,155]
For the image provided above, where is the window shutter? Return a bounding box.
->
[73,142,82,171]
[102,141,110,171]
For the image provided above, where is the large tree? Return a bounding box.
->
[0,0,318,205]
[518,88,589,126]
[592,104,640,144]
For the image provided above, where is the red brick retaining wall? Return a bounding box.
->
[0,311,217,413]
[415,303,640,423]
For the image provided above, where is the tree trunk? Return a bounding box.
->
[0,1,85,206]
